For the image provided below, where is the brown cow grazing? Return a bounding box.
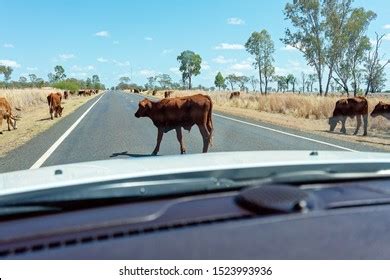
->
[64,91,69,99]
[0,97,19,133]
[164,90,173,98]
[70,90,76,95]
[134,88,140,93]
[78,90,85,96]
[229,91,240,99]
[329,96,368,136]
[371,101,390,120]
[135,94,213,155]
[152,89,158,96]
[47,93,64,120]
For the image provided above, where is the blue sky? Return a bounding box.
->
[2,0,390,88]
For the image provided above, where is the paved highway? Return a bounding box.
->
[0,91,386,173]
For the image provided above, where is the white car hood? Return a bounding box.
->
[1,151,390,196]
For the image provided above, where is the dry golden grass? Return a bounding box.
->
[141,89,390,150]
[0,89,102,156]
[0,87,60,109]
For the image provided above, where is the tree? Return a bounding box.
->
[29,74,38,87]
[177,50,202,89]
[92,74,101,89]
[364,33,390,95]
[237,76,250,91]
[119,76,131,84]
[245,29,275,94]
[147,76,157,89]
[307,74,317,92]
[54,65,66,81]
[283,0,325,95]
[250,75,259,92]
[331,7,375,96]
[301,72,306,93]
[19,76,27,87]
[86,77,92,88]
[214,72,225,90]
[225,74,239,90]
[157,74,172,89]
[285,74,296,92]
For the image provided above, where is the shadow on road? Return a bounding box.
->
[110,151,155,158]
[37,117,52,122]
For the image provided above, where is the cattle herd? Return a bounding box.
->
[2,87,390,155]
[0,88,99,134]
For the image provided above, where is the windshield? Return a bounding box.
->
[1,0,390,183]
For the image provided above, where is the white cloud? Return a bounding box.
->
[227,17,245,25]
[70,72,87,77]
[3,43,14,48]
[144,37,153,41]
[162,49,173,55]
[97,57,108,63]
[26,67,38,71]
[72,65,94,72]
[113,40,119,44]
[383,24,390,29]
[139,69,156,76]
[212,55,235,64]
[230,61,251,71]
[59,53,75,60]
[215,43,244,50]
[113,60,130,67]
[280,45,297,51]
[201,61,210,70]
[169,67,180,75]
[383,34,390,41]
[94,31,109,37]
[0,59,21,68]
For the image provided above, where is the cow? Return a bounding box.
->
[85,89,92,96]
[152,89,158,96]
[70,90,76,95]
[64,91,69,99]
[328,96,368,136]
[371,101,390,120]
[0,97,19,133]
[164,90,173,98]
[134,88,140,93]
[229,91,240,99]
[78,90,85,96]
[47,93,64,120]
[134,94,213,155]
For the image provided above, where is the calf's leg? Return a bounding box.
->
[340,116,347,134]
[152,128,164,156]
[354,115,362,135]
[363,114,368,136]
[198,124,210,153]
[175,127,186,154]
[50,107,54,120]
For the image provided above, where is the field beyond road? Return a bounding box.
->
[0,88,101,156]
[140,90,390,151]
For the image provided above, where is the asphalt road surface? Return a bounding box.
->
[0,91,387,173]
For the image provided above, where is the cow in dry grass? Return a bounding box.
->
[329,96,368,136]
[152,89,158,96]
[135,94,213,155]
[64,91,69,99]
[229,91,240,99]
[371,101,390,120]
[47,93,64,120]
[164,90,173,98]
[0,97,19,133]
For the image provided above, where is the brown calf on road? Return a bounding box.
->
[164,90,173,98]
[47,93,64,120]
[134,94,214,155]
[371,101,390,120]
[329,96,368,136]
[229,91,240,99]
[0,97,19,133]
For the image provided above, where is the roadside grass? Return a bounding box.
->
[0,88,102,157]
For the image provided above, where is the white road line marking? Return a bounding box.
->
[213,113,357,152]
[30,93,106,169]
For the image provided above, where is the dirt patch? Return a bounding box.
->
[0,94,101,156]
